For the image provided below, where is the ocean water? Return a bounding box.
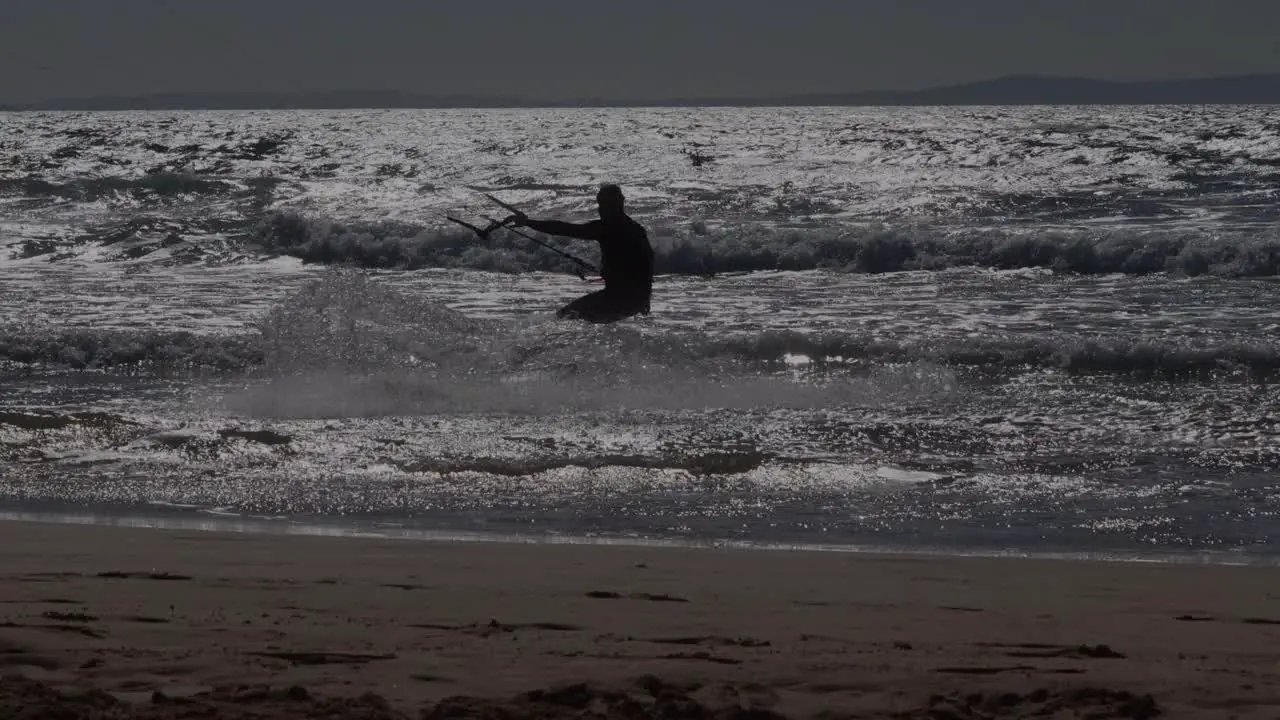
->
[1,106,1278,560]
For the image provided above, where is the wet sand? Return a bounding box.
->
[1,520,1278,718]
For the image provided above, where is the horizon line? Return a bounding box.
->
[4,71,1280,111]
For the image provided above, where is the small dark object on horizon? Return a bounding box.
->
[680,145,714,167]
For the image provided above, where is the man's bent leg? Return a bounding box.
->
[556,289,611,322]
[557,289,649,323]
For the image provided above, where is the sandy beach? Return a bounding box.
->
[1,520,1277,718]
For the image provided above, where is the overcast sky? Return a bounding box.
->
[3,0,1280,103]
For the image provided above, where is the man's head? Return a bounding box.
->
[596,184,625,219]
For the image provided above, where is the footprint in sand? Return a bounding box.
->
[643,635,770,648]
[410,620,583,637]
[585,591,690,602]
[97,571,192,581]
[248,651,396,666]
[975,642,1127,659]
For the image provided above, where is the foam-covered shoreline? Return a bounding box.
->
[5,511,1273,566]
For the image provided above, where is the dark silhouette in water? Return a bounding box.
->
[506,185,655,323]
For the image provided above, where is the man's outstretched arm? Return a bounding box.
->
[520,218,602,241]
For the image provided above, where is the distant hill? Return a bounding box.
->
[764,74,1280,106]
[5,74,1280,110]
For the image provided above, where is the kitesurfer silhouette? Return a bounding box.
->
[505,184,654,323]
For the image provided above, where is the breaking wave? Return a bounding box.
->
[704,331,1280,379]
[248,211,1280,277]
[0,329,261,371]
[6,298,1278,382]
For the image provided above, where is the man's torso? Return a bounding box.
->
[594,216,654,292]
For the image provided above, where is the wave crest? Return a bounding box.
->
[248,211,1280,277]
[0,328,261,371]
[712,330,1280,378]
[5,323,1276,382]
